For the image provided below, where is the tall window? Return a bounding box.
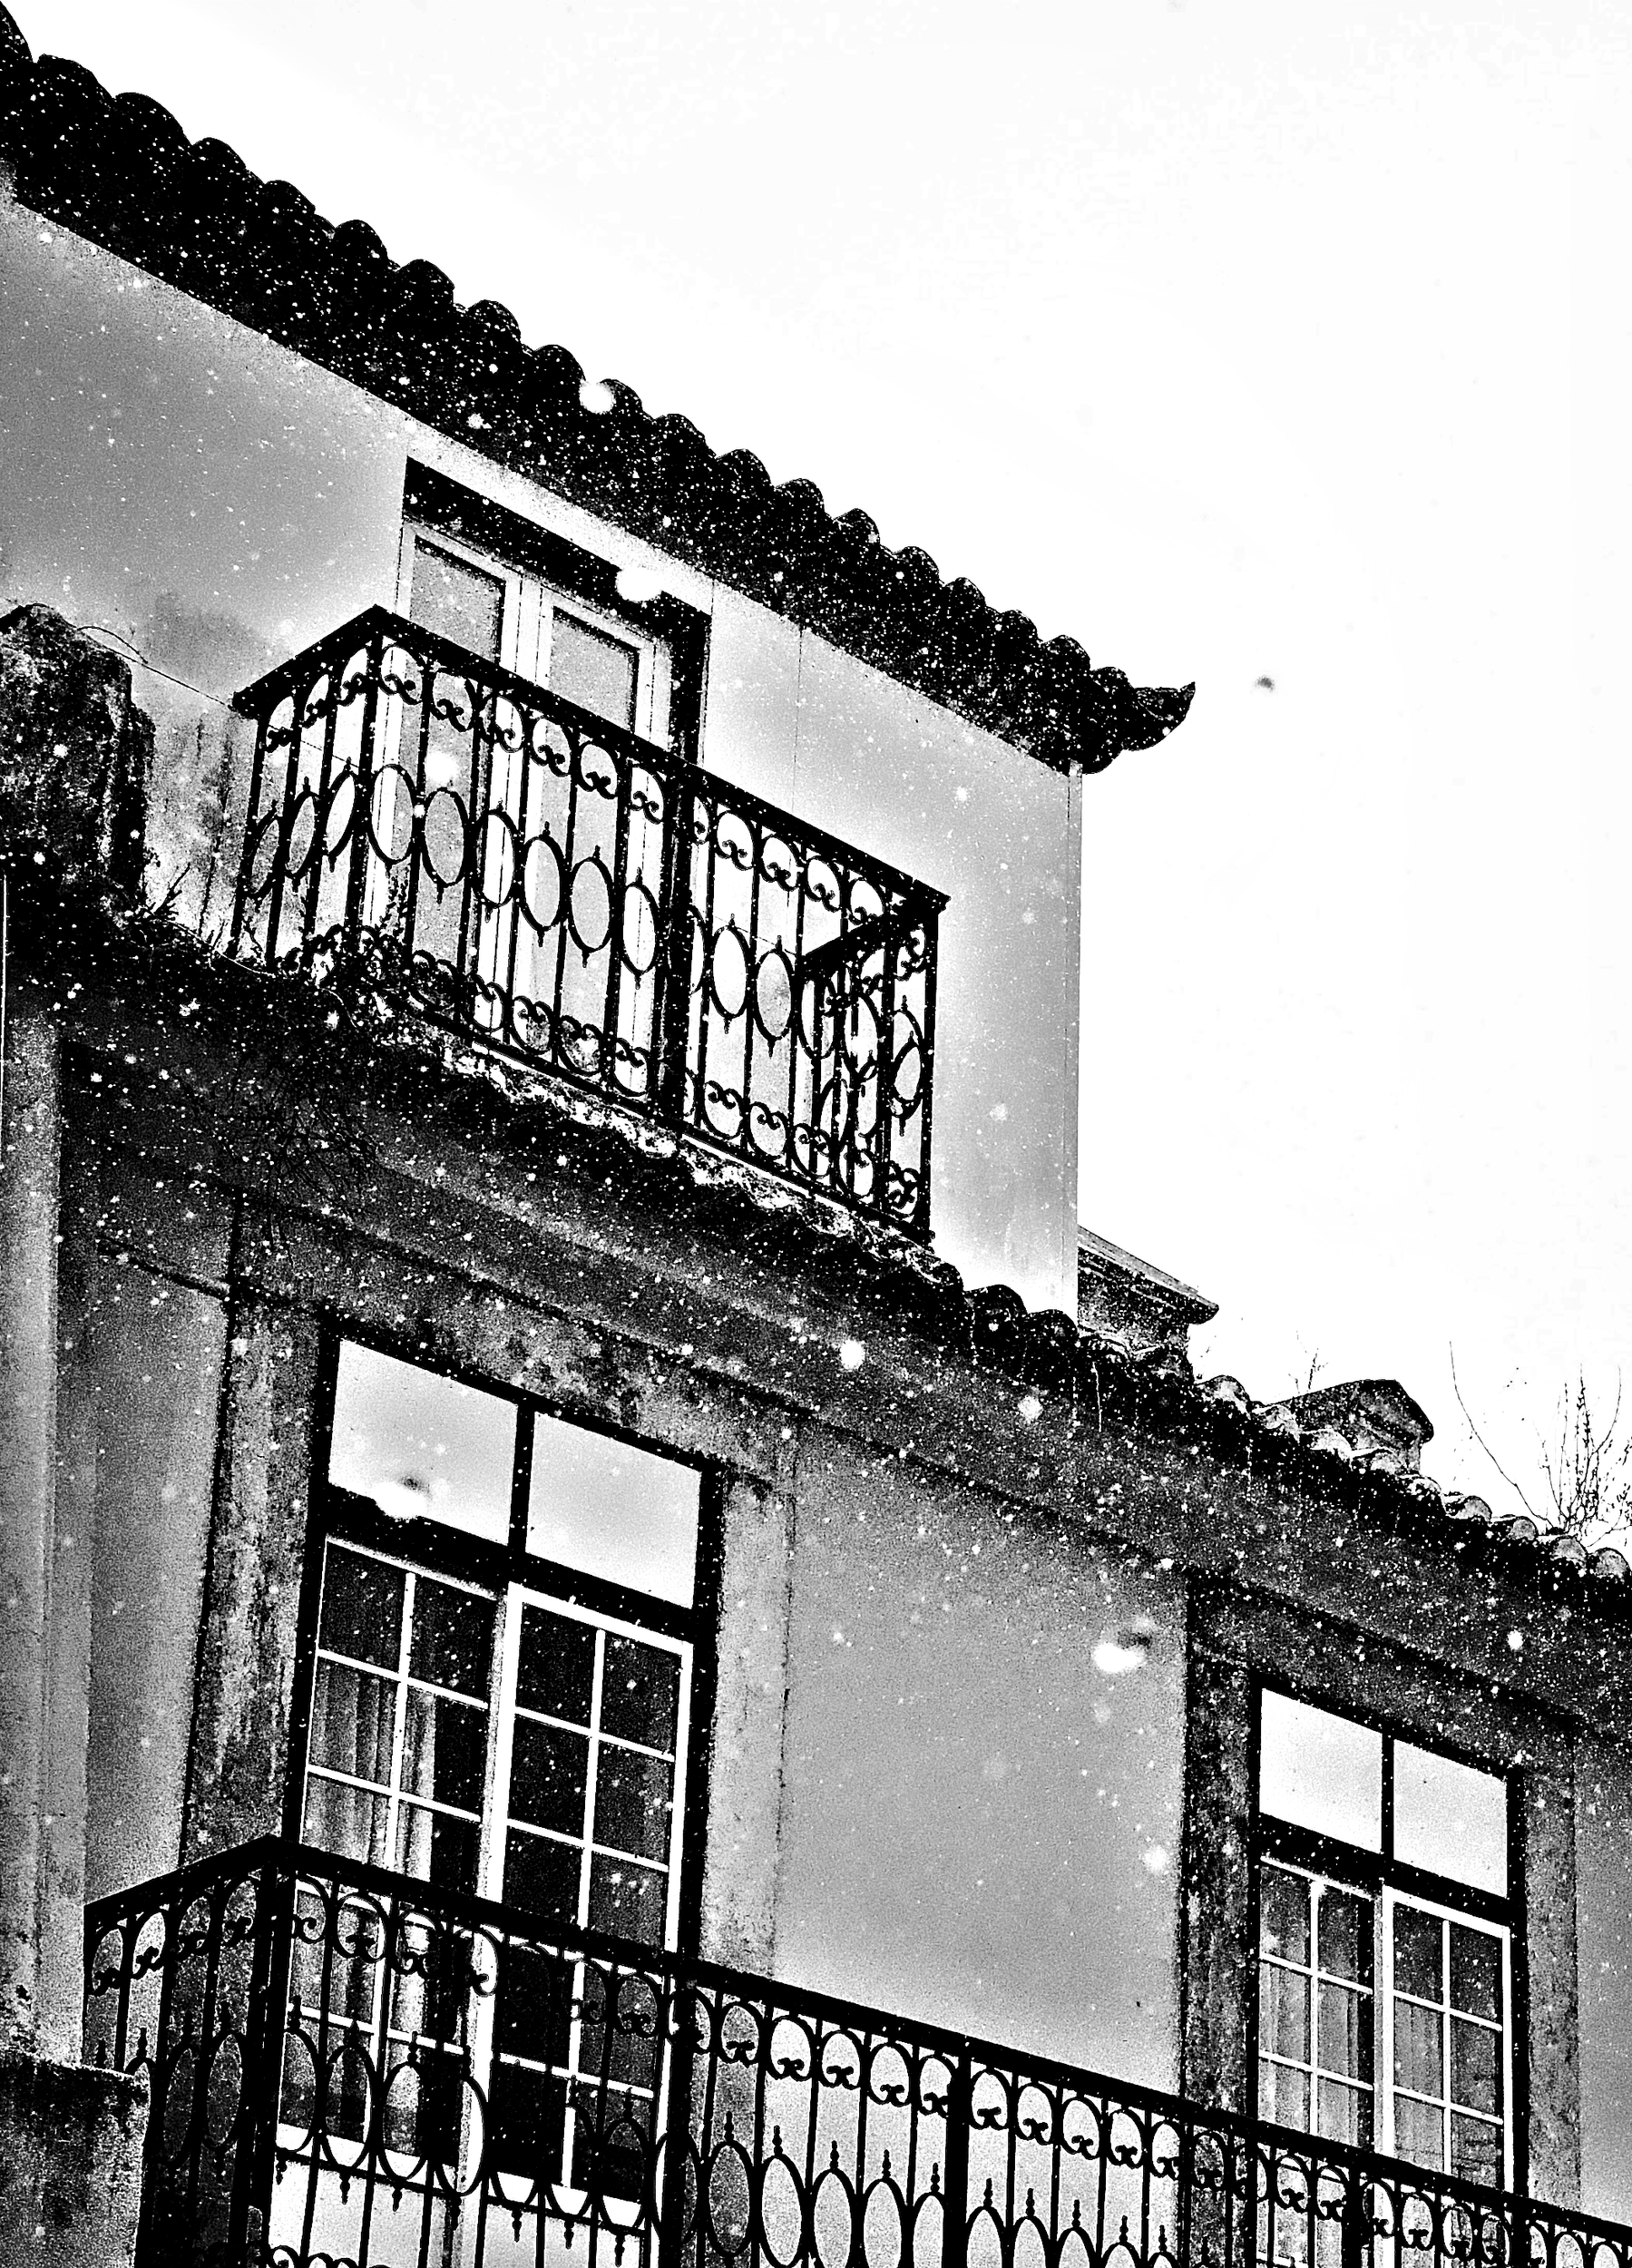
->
[1254,1688,1515,2188]
[281,1338,707,2239]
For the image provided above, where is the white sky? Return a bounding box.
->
[15,0,1632,1514]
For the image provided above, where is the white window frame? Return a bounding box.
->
[1380,1885,1512,2188]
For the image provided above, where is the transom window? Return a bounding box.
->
[1254,1687,1514,2188]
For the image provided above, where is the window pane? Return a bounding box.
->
[588,1853,668,1945]
[1450,1924,1502,2024]
[549,611,639,732]
[1259,1692,1383,1850]
[409,1579,495,1698]
[309,1659,396,1784]
[330,1341,515,1543]
[601,1637,680,1753]
[401,1688,487,1812]
[1259,1862,1312,1966]
[491,2060,570,2181]
[509,1716,590,1837]
[1451,2017,1500,2116]
[505,1827,581,1929]
[411,538,504,663]
[593,1746,675,1863]
[319,1546,405,1669]
[516,1606,597,1724]
[1317,2079,1370,2147]
[494,1941,574,2068]
[1319,1889,1373,1986]
[396,1802,481,1895]
[1257,2059,1309,2131]
[1393,1903,1443,2002]
[303,1776,390,1868]
[1394,2000,1444,2097]
[1395,2094,1443,2172]
[1318,1983,1369,2080]
[1451,2114,1503,2185]
[1259,1966,1311,2064]
[526,1413,700,1607]
[1395,1744,1508,1896]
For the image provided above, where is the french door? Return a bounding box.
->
[276,1539,691,2265]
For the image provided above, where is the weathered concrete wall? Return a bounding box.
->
[0,1006,69,2055]
[81,1255,225,1901]
[0,2051,143,2268]
[181,1298,319,1862]
[0,189,1083,1312]
[1576,1733,1632,2223]
[775,1431,1185,2079]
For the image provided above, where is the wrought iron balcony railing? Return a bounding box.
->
[228,611,944,1237]
[84,1838,1632,2268]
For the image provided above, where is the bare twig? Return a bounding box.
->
[1448,1344,1542,1523]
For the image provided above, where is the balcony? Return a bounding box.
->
[84,1842,1632,2268]
[228,611,944,1237]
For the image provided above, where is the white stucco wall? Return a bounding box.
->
[1,191,1081,1310]
[775,1439,1186,2085]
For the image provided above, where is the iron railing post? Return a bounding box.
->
[656,767,698,1130]
[232,1846,295,2267]
[338,626,384,956]
[941,2040,973,2268]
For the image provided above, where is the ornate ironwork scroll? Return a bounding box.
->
[85,1842,1632,2268]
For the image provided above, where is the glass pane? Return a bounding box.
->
[409,1579,495,1698]
[1259,1965,1311,2064]
[302,1776,390,1868]
[601,1637,681,1752]
[588,1853,668,1945]
[1394,2094,1443,2171]
[401,1687,487,1811]
[1451,2018,1501,2116]
[329,1341,515,1543]
[411,538,504,663]
[1317,2078,1370,2146]
[509,1716,590,1837]
[593,1745,675,1862]
[1259,1863,1311,1966]
[1450,1924,1502,2023]
[319,1546,405,1669]
[1259,1692,1383,1850]
[1394,2000,1444,2097]
[1317,1982,1369,2080]
[1395,1744,1508,1896]
[1451,2114,1503,2185]
[1319,1888,1373,1985]
[1257,2058,1310,2131]
[549,610,639,732]
[494,1941,575,2068]
[1393,1903,1443,2003]
[309,1659,396,1784]
[526,1413,700,1607]
[396,1802,481,1895]
[505,1827,582,1929]
[517,1606,597,1723]
[491,2059,569,2180]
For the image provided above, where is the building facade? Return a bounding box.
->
[2,10,1631,2265]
